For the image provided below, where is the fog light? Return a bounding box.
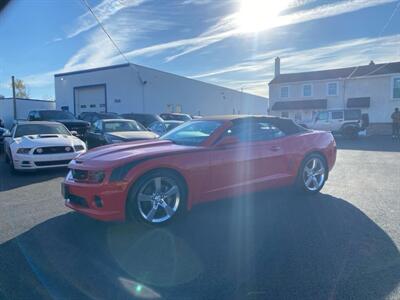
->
[94,196,103,208]
[36,148,43,154]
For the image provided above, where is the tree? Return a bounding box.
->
[11,79,29,98]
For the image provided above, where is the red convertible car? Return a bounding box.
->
[62,116,336,225]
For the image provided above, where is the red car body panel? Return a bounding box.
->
[63,117,336,221]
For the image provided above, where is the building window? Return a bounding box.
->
[303,84,312,97]
[393,78,400,99]
[280,86,289,98]
[327,82,338,96]
[294,112,302,121]
[281,111,289,118]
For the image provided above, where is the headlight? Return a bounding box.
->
[88,171,105,183]
[74,145,85,151]
[17,148,31,154]
[105,136,123,144]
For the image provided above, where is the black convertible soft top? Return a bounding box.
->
[231,116,309,135]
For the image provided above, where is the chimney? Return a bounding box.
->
[369,60,375,66]
[275,57,280,77]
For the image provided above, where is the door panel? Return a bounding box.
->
[206,139,289,199]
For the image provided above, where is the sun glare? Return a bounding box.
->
[236,0,291,33]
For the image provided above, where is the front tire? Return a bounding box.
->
[126,170,187,225]
[296,154,327,194]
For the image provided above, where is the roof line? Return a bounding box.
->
[54,63,130,77]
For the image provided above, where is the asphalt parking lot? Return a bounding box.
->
[0,136,399,300]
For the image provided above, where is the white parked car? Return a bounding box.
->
[3,121,87,171]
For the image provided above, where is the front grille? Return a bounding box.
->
[34,146,74,154]
[71,169,88,181]
[35,160,70,166]
[69,194,88,207]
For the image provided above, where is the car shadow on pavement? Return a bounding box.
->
[0,191,399,300]
[335,136,400,152]
[0,164,67,192]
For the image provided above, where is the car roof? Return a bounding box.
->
[200,115,278,121]
[16,121,63,125]
[101,118,134,122]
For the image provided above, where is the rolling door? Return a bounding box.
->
[74,85,106,115]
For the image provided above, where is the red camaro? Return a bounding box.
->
[62,116,336,225]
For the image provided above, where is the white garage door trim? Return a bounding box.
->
[73,84,107,115]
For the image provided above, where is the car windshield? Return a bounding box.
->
[15,124,70,137]
[103,120,145,132]
[39,111,76,120]
[161,120,222,145]
[165,122,182,130]
[99,113,122,119]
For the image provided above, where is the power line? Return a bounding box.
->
[79,0,145,83]
[346,0,400,80]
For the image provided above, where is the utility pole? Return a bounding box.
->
[11,76,17,120]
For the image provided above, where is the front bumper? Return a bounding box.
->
[12,151,85,170]
[62,179,129,221]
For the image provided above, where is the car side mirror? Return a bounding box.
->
[217,135,239,147]
[70,131,78,136]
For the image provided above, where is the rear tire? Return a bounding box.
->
[126,170,187,226]
[342,126,358,139]
[296,153,327,194]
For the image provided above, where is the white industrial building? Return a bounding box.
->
[0,98,55,128]
[55,63,267,117]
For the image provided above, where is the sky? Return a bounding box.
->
[0,0,399,99]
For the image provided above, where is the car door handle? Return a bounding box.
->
[270,145,281,151]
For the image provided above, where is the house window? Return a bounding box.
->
[327,82,338,96]
[280,86,289,98]
[294,112,302,121]
[303,84,312,97]
[281,111,289,118]
[175,104,182,113]
[393,78,400,99]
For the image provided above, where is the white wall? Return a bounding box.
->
[55,64,268,116]
[269,73,400,123]
[0,98,55,128]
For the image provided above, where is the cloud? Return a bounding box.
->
[188,34,400,96]
[181,0,213,5]
[124,0,397,62]
[66,0,148,39]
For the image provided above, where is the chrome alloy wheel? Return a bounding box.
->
[137,176,180,223]
[302,157,326,191]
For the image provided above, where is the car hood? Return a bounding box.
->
[72,139,199,169]
[105,131,158,140]
[13,134,84,148]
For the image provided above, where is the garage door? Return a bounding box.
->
[74,85,106,115]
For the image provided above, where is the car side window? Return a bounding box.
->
[331,111,344,120]
[227,120,285,142]
[93,120,102,132]
[317,111,329,121]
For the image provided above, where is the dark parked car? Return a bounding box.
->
[121,113,163,128]
[86,119,158,149]
[0,127,10,152]
[27,110,90,139]
[148,120,183,135]
[78,112,123,124]
[160,113,192,122]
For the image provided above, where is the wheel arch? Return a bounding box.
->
[125,167,190,219]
